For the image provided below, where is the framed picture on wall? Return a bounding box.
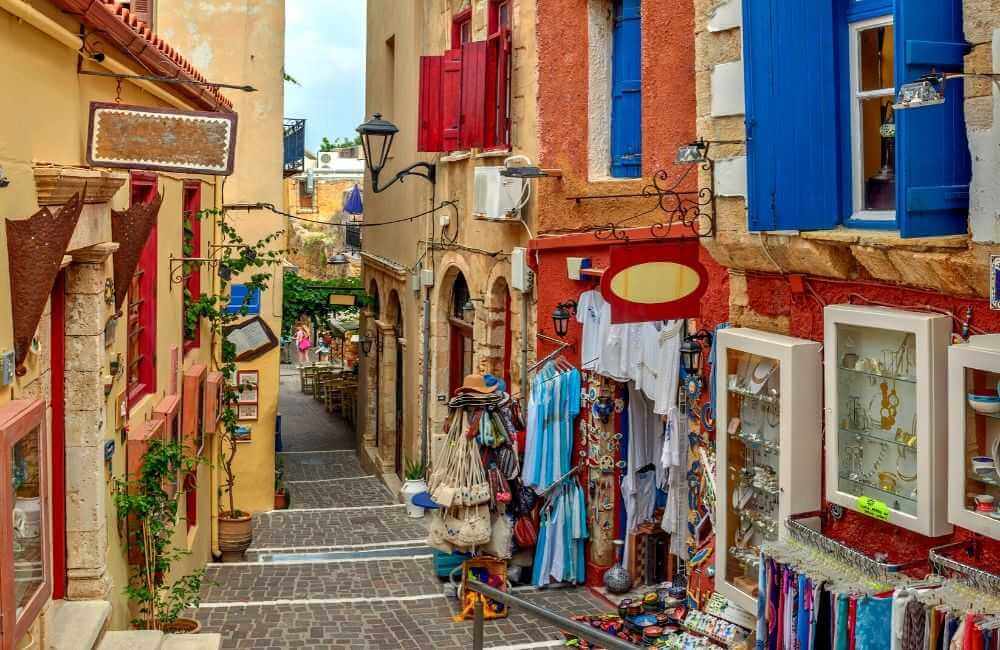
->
[232,425,252,442]
[235,370,259,404]
[237,404,258,421]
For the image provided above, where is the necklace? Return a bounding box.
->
[896,448,917,482]
[858,441,890,482]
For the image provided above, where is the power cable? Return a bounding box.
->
[225,201,458,229]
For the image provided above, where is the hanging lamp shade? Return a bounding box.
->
[344,183,363,215]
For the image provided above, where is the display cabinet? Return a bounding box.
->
[824,305,951,537]
[0,400,51,645]
[715,328,822,614]
[948,335,1000,538]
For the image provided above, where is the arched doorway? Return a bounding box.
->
[487,277,513,389]
[448,272,474,395]
[367,279,381,448]
[387,290,404,478]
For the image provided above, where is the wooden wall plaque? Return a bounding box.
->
[87,103,237,176]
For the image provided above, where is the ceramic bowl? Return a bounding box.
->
[968,393,1000,415]
[972,456,996,472]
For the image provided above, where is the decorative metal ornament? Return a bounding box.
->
[111,192,164,310]
[7,192,84,368]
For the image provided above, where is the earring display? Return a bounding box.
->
[824,305,951,537]
[947,336,1000,538]
[715,328,822,615]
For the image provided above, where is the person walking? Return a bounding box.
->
[294,321,312,367]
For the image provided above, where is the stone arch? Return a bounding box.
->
[429,261,476,446]
[378,289,406,478]
[361,277,382,450]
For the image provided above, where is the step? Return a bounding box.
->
[249,504,425,553]
[97,630,163,650]
[162,633,222,650]
[46,600,111,650]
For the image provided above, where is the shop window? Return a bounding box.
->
[419,5,511,152]
[743,0,970,237]
[128,173,158,406]
[183,182,202,352]
[610,0,642,178]
[0,400,51,645]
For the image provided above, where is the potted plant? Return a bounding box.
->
[185,211,285,561]
[114,439,206,632]
[401,458,428,518]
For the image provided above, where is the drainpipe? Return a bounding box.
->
[420,182,436,468]
[521,288,530,401]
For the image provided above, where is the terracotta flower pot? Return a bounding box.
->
[274,489,289,510]
[162,617,201,634]
[218,512,252,562]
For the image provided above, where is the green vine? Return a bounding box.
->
[183,209,285,518]
[113,440,205,630]
[281,273,362,337]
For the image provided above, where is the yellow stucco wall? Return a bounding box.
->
[157,0,287,520]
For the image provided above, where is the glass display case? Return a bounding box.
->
[715,329,822,615]
[948,336,1000,538]
[0,400,51,645]
[824,305,951,537]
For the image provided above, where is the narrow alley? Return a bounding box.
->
[191,368,611,649]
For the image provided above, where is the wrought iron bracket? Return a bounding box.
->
[370,161,436,194]
[565,164,717,241]
[168,256,217,289]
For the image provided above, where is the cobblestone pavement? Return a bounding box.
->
[248,506,427,553]
[195,370,614,648]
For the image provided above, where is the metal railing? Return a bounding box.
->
[466,580,634,650]
[283,118,306,177]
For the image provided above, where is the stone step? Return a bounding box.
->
[97,631,164,650]
[283,475,395,509]
[200,554,441,604]
[278,452,367,482]
[46,600,111,650]
[249,504,425,554]
[162,633,222,650]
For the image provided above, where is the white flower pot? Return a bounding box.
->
[401,479,428,518]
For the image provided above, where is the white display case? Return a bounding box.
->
[715,328,823,614]
[948,336,1000,538]
[824,305,951,537]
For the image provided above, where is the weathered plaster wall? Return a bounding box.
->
[158,0,287,519]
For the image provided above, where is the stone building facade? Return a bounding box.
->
[694,0,1000,568]
[361,0,538,487]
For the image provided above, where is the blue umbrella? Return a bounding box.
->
[344,183,363,215]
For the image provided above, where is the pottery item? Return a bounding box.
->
[968,393,1000,415]
[218,512,253,562]
[401,478,429,518]
[603,539,632,594]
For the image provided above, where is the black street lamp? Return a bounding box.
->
[552,300,578,338]
[360,336,373,356]
[356,114,436,193]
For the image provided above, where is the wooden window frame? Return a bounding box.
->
[487,0,510,36]
[452,7,473,49]
[127,173,158,408]
[182,182,202,353]
[0,400,52,646]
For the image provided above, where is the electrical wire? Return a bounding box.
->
[229,201,458,229]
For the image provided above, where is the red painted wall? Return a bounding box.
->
[700,273,1000,573]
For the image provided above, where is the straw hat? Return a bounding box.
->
[455,374,497,395]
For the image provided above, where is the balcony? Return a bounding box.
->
[283,118,306,177]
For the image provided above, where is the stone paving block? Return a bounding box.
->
[277,369,357,452]
[280,453,369,482]
[250,506,425,551]
[286,476,396,509]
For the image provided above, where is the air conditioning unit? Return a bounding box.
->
[317,151,336,169]
[473,166,524,220]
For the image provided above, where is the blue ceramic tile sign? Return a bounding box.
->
[992,255,1000,310]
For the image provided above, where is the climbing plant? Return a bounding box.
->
[183,209,285,519]
[281,273,363,336]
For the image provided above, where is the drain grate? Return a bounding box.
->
[257,545,431,563]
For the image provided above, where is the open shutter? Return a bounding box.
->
[442,49,463,152]
[743,0,839,232]
[485,28,512,149]
[895,0,970,238]
[226,284,261,315]
[460,41,488,150]
[611,0,641,178]
[418,56,444,152]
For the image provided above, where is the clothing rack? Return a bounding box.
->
[539,463,583,498]
[929,539,1000,596]
[513,333,576,400]
[785,511,928,580]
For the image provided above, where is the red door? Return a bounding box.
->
[449,319,473,396]
[50,271,67,599]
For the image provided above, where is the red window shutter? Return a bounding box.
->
[442,49,463,152]
[485,28,511,149]
[459,41,488,150]
[131,0,155,25]
[418,56,444,152]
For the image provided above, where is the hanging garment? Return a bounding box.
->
[653,320,684,415]
[532,480,588,586]
[576,290,605,371]
[900,598,925,650]
[892,588,914,650]
[659,407,688,559]
[522,362,581,491]
[855,596,893,650]
[620,384,663,568]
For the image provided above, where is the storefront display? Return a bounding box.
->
[0,400,51,645]
[824,305,951,537]
[715,328,822,614]
[948,335,1000,538]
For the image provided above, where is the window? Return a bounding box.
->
[448,273,474,396]
[183,182,202,352]
[743,0,970,238]
[298,176,314,209]
[419,5,512,152]
[127,173,158,406]
[225,284,261,315]
[610,0,642,178]
[452,8,473,49]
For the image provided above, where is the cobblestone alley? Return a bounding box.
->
[191,368,611,649]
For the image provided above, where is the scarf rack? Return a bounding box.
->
[929,538,1000,596]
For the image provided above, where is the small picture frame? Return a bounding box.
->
[233,425,252,442]
[235,370,259,404]
[237,403,258,421]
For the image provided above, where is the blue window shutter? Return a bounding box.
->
[743,0,840,231]
[611,0,641,178]
[226,284,261,315]
[895,0,970,238]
